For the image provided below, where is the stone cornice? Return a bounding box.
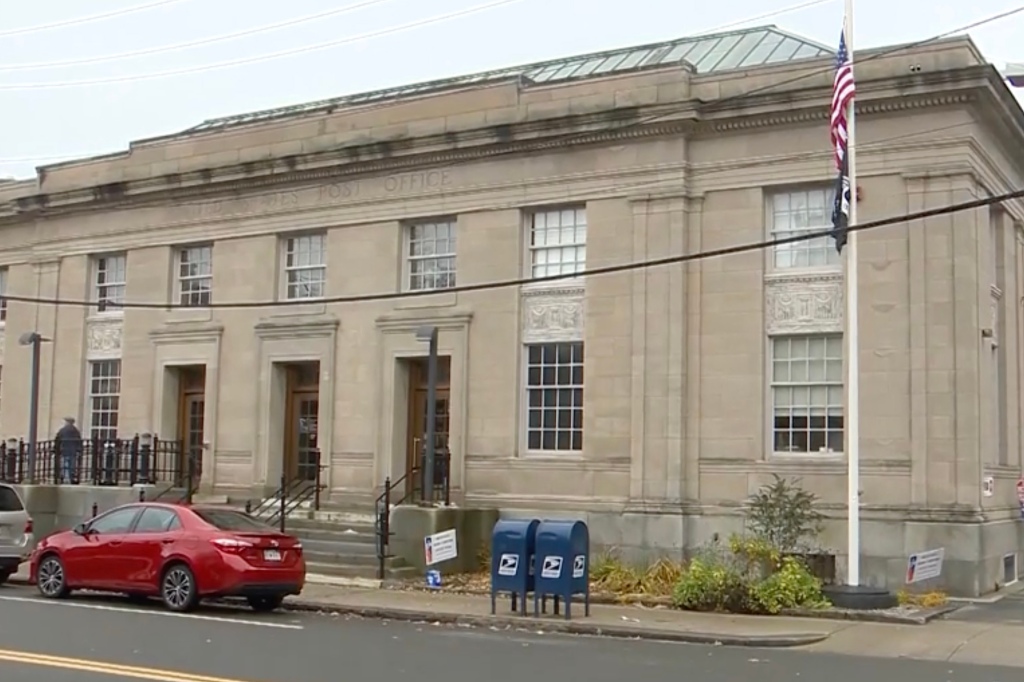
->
[0,67,1011,223]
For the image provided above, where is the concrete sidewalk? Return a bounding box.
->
[12,567,1024,665]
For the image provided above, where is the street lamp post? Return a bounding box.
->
[18,332,50,483]
[414,325,439,505]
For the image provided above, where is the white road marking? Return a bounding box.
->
[0,594,304,629]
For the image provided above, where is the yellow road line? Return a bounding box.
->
[0,648,259,682]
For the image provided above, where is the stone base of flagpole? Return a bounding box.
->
[822,584,899,610]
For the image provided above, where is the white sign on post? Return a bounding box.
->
[423,528,458,566]
[906,548,944,584]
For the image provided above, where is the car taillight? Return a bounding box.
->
[211,538,252,553]
[24,518,32,534]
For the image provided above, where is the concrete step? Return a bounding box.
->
[299,539,377,557]
[288,526,376,545]
[305,561,417,580]
[285,516,376,533]
[304,551,393,568]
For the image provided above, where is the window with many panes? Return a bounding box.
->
[770,188,839,270]
[88,359,121,443]
[95,253,126,313]
[407,220,456,291]
[178,245,212,307]
[525,341,584,452]
[770,334,843,454]
[0,267,7,322]
[283,234,326,300]
[528,207,587,278]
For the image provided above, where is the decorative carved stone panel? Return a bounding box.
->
[521,286,585,343]
[86,319,123,359]
[765,274,844,335]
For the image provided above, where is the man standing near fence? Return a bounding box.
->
[55,417,83,485]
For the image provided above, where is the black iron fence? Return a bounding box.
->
[0,436,186,486]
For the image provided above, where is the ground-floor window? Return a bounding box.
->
[88,359,121,442]
[525,341,583,452]
[770,334,843,454]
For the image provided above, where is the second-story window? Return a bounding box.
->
[528,207,586,279]
[407,220,456,291]
[95,253,126,313]
[284,234,326,300]
[770,188,840,270]
[178,245,213,307]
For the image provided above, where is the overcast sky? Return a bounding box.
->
[0,0,1020,179]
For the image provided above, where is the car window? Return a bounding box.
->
[193,509,275,532]
[89,508,139,535]
[132,508,181,533]
[0,486,24,512]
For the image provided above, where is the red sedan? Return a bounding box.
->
[29,502,305,612]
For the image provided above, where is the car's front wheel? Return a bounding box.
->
[246,595,285,612]
[160,563,199,613]
[36,555,70,599]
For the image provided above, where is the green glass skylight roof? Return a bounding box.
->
[186,25,831,133]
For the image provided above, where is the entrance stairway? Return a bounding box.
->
[231,493,417,582]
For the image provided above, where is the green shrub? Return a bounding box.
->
[749,556,830,614]
[745,474,824,554]
[671,536,829,615]
[672,557,754,613]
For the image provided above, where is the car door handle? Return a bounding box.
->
[161,539,174,544]
[107,541,122,547]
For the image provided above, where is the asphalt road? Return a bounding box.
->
[0,584,1022,682]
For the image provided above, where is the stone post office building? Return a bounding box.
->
[0,26,1022,594]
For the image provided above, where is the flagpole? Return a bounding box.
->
[844,0,861,588]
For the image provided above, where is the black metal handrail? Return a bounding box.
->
[245,450,325,532]
[0,436,184,486]
[149,448,201,505]
[374,448,451,579]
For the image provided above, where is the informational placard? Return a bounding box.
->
[983,476,995,497]
[1017,478,1024,519]
[423,528,458,566]
[906,548,944,584]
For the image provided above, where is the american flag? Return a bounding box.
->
[830,27,856,253]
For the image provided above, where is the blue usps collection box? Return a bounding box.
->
[532,519,590,619]
[489,518,539,615]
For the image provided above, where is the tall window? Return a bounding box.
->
[770,189,839,269]
[178,245,212,307]
[283,234,326,300]
[771,335,843,454]
[0,267,7,322]
[525,342,584,452]
[95,253,126,313]
[88,359,121,443]
[407,220,456,291]
[528,207,587,279]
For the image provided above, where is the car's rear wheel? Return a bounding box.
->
[246,595,285,612]
[160,563,198,613]
[37,555,70,599]
[0,570,11,586]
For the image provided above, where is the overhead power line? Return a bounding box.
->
[0,0,526,91]
[3,188,1020,311]
[0,2,1005,164]
[0,0,192,38]
[0,0,400,73]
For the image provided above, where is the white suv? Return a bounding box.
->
[0,484,33,585]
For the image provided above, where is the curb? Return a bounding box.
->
[780,603,960,625]
[280,598,830,648]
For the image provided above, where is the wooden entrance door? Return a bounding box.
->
[285,363,320,482]
[406,357,451,499]
[176,366,206,484]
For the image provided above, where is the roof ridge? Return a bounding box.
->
[185,24,832,134]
